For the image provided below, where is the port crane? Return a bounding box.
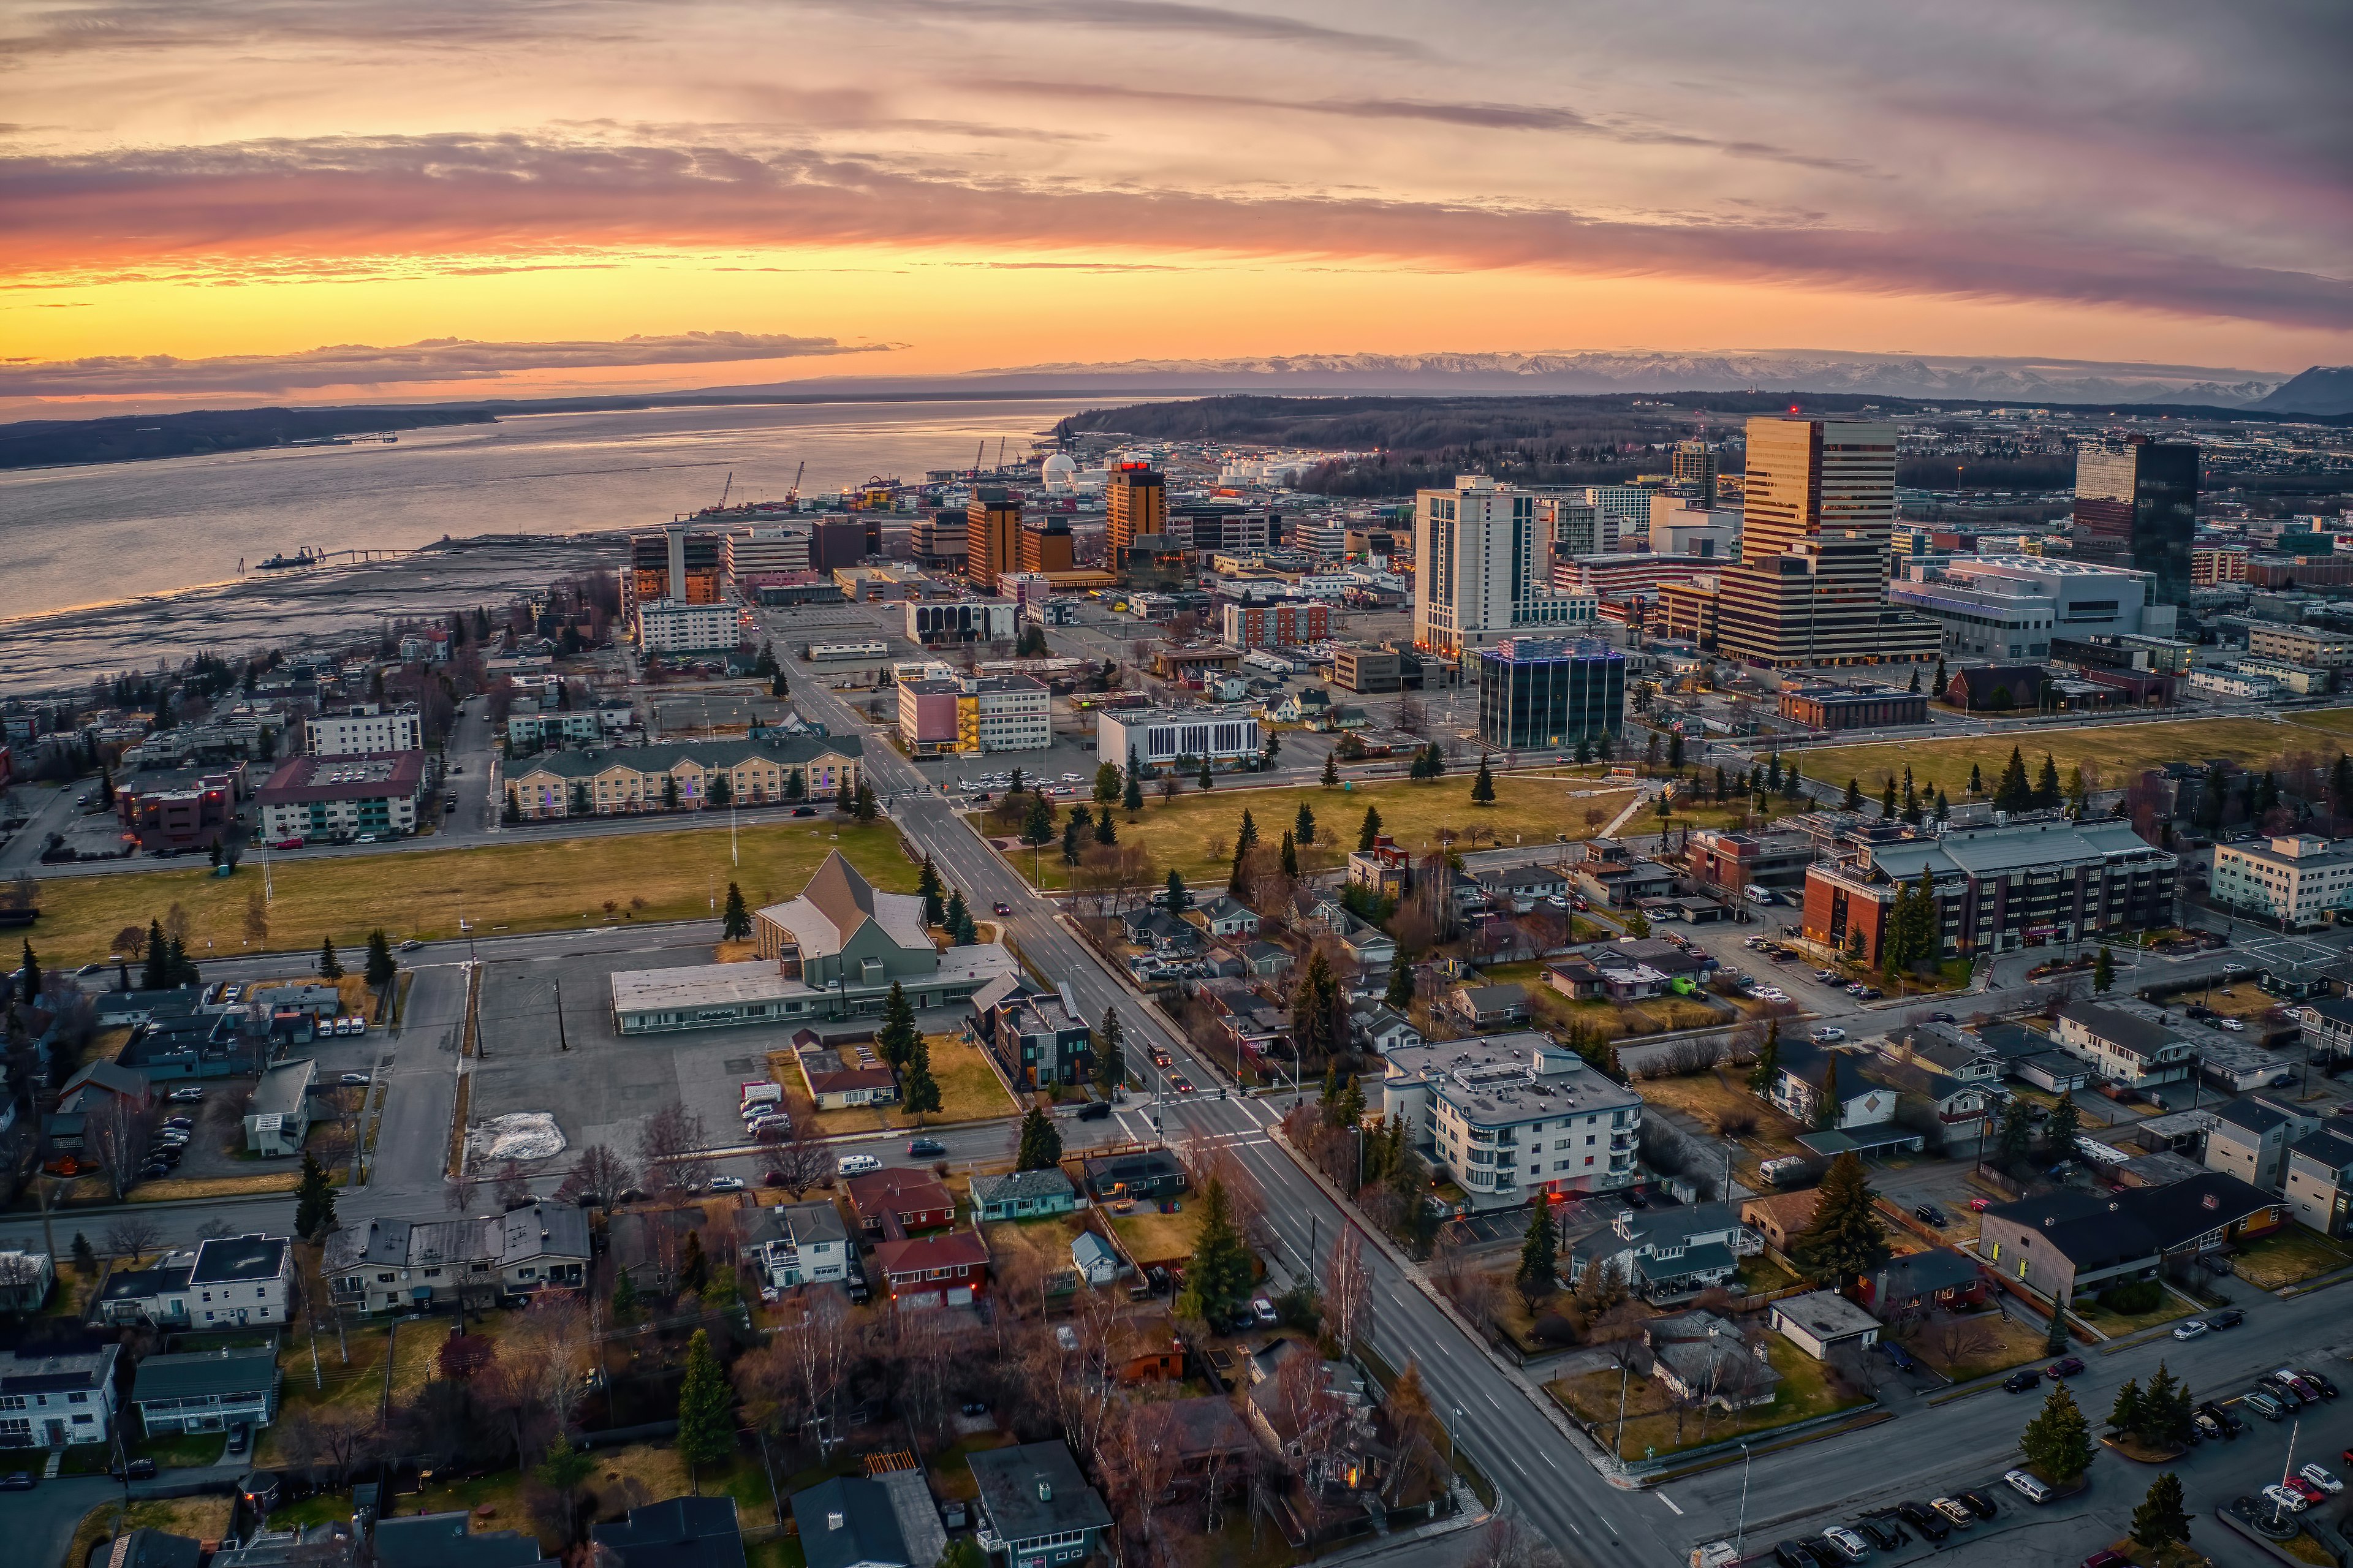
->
[716,471,733,509]
[786,461,805,506]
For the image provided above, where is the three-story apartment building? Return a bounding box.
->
[1382,1034,1643,1209]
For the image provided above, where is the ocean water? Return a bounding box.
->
[0,398,1092,694]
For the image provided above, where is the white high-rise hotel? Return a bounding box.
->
[1412,477,1597,658]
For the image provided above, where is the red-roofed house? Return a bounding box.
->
[843,1170,955,1237]
[871,1230,989,1311]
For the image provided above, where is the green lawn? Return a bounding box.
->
[1548,1335,1868,1459]
[1801,713,2353,808]
[2229,1226,2353,1290]
[977,774,1635,890]
[794,1033,1018,1136]
[22,819,915,965]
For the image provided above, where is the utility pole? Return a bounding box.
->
[1734,1443,1754,1556]
[555,979,568,1052]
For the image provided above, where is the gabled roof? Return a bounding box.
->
[872,1230,988,1278]
[591,1496,748,1568]
[1871,1247,1984,1300]
[132,1346,280,1403]
[61,1059,148,1100]
[2056,1001,2184,1058]
[971,1168,1075,1207]
[792,1477,908,1568]
[374,1513,554,1568]
[804,851,879,943]
[1984,1171,2280,1268]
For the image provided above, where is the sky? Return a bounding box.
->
[3,0,2348,412]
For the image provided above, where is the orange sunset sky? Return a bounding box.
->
[3,0,2347,411]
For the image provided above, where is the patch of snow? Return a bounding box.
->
[467,1112,566,1163]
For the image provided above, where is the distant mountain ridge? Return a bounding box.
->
[2254,366,2353,416]
[714,348,2289,407]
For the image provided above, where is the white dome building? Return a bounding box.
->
[1040,452,1078,492]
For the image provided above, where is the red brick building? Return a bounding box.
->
[843,1170,955,1237]
[871,1230,988,1311]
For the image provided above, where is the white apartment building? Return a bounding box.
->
[2249,623,2353,670]
[1582,485,1656,550]
[1537,498,1606,560]
[2230,656,2335,696]
[1382,1033,1645,1209]
[2187,668,2278,700]
[1097,708,1261,768]
[2213,834,2353,929]
[635,597,741,654]
[2051,1001,2196,1089]
[305,704,421,756]
[186,1235,293,1328]
[1414,477,1598,657]
[1888,555,2170,661]
[1648,496,1743,560]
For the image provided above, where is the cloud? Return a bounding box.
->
[1,133,2344,331]
[790,0,1429,58]
[0,328,893,396]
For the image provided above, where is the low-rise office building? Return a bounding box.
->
[1096,708,1261,769]
[635,598,743,654]
[1979,1173,2282,1302]
[1776,683,1927,732]
[895,675,1050,757]
[2248,622,2353,669]
[1382,1032,1644,1207]
[1221,600,1330,649]
[306,704,421,756]
[504,735,862,819]
[904,599,1017,645]
[2211,833,2353,929]
[257,752,427,842]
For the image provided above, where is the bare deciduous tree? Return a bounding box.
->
[103,1214,164,1265]
[83,1094,156,1202]
[1105,1397,1188,1559]
[553,1143,635,1208]
[278,1404,381,1488]
[1466,1514,1566,1568]
[760,1096,827,1199]
[1324,1228,1371,1362]
[635,1100,706,1195]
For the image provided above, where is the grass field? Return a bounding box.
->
[2229,1226,2353,1290]
[22,820,915,966]
[977,775,1637,890]
[1801,713,2353,805]
[1108,1206,1199,1267]
[1901,1308,2048,1381]
[1549,1335,1865,1458]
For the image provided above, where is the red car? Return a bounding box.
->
[1967,1197,1991,1213]
[2289,1478,2330,1506]
[2083,1553,2131,1568]
[273,838,305,850]
[2047,1357,2085,1379]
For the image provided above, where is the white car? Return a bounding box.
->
[2216,1018,2246,1032]
[2264,1483,2311,1515]
[167,1087,205,1104]
[2172,1319,2208,1341]
[1813,1027,1847,1043]
[2302,1464,2345,1495]
[707,1176,746,1193]
[1821,1528,1869,1563]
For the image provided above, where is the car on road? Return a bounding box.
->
[340,1072,372,1086]
[398,937,422,951]
[2301,1464,2344,1495]
[1914,1203,1947,1227]
[1820,1528,1869,1562]
[1171,1077,1194,1093]
[0,1473,34,1491]
[1896,1504,1947,1542]
[1075,1101,1112,1121]
[2172,1319,2208,1341]
[907,1138,946,1157]
[2046,1357,2085,1378]
[2244,1391,2286,1420]
[993,902,1013,915]
[1930,1498,1973,1529]
[1151,1051,1172,1068]
[2207,1307,2245,1328]
[1958,1491,1997,1520]
[2003,1470,2050,1504]
[1930,1012,1957,1023]
[2216,1018,2246,1032]
[838,1153,882,1176]
[114,1459,157,1482]
[2264,1484,2311,1515]
[707,1176,746,1193]
[2221,961,2248,975]
[1251,1297,1279,1326]
[168,1086,205,1103]
[1814,1027,1847,1043]
[2003,1369,2042,1393]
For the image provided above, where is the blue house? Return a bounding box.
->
[971,1168,1078,1222]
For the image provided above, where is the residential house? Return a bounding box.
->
[2284,1124,2353,1238]
[243,1058,316,1156]
[591,1497,748,1568]
[793,1477,909,1568]
[1644,1310,1781,1411]
[794,1033,899,1110]
[1879,1023,2006,1086]
[1474,865,1570,912]
[96,1260,195,1327]
[1120,908,1199,955]
[1545,957,1608,1001]
[1859,1248,1987,1319]
[970,1168,1077,1222]
[103,1529,213,1568]
[323,1201,591,1314]
[1237,941,1292,979]
[1869,1058,1999,1155]
[871,1230,988,1310]
[373,1513,554,1568]
[968,1442,1114,1568]
[1573,839,1677,907]
[1450,983,1529,1028]
[1739,1191,1821,1257]
[1351,1006,1421,1056]
[1070,1232,1120,1287]
[1347,835,1413,902]
[0,1250,54,1314]
[844,1170,956,1237]
[744,1202,850,1290]
[184,1235,292,1328]
[970,975,1094,1090]
[1567,1200,1761,1301]
[2052,1001,2197,1089]
[1081,1150,1188,1202]
[1156,1396,1260,1498]
[1198,979,1291,1067]
[1770,1291,1883,1360]
[0,1343,120,1449]
[1608,939,1711,985]
[57,1060,154,1116]
[1195,896,1260,939]
[129,1346,280,1436]
[1766,1041,1901,1134]
[2295,998,2353,1062]
[1243,1353,1378,1490]
[1978,1172,2286,1302]
[2203,1094,2320,1192]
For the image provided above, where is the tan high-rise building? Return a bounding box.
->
[1712,417,1940,668]
[1105,464,1165,556]
[1671,440,1719,506]
[966,488,1022,593]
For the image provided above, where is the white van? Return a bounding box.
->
[838,1153,882,1176]
[2003,1469,2049,1504]
[740,1081,783,1113]
[1743,884,1776,906]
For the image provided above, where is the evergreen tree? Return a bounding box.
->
[1422,743,1447,778]
[295,1152,338,1239]
[2139,1362,2194,1449]
[1768,755,1784,792]
[2105,1377,2143,1437]
[722,882,752,941]
[1123,751,1145,812]
[1094,1006,1124,1093]
[140,919,170,990]
[1844,776,1863,811]
[1995,747,2034,813]
[1094,761,1122,804]
[1197,756,1214,790]
[877,982,919,1070]
[1235,809,1259,855]
[1516,1203,1558,1310]
[1175,1177,1253,1326]
[1669,730,1684,773]
[1791,1151,1887,1284]
[901,1034,941,1122]
[2066,765,2088,817]
[1061,815,1085,865]
[1784,758,1803,800]
[1969,762,1984,797]
[1295,802,1317,844]
[1815,1061,1844,1131]
[917,855,946,926]
[1165,868,1188,911]
[944,890,973,945]
[675,1328,734,1481]
[1997,1095,2036,1168]
[71,1233,96,1276]
[1908,665,1920,694]
[2131,1473,2191,1552]
[853,779,878,823]
[1575,736,1593,765]
[610,1267,641,1324]
[364,930,397,990]
[1094,806,1116,846]
[18,942,39,1006]
[1881,777,1898,818]
[2093,944,2115,993]
[1470,757,1496,806]
[1290,951,1341,1064]
[2034,753,2063,810]
[1358,806,1383,851]
[1015,1105,1062,1170]
[1384,962,1414,1010]
[1279,831,1299,881]
[317,936,343,981]
[1020,792,1055,847]
[1321,753,1340,788]
[2048,1088,2082,1155]
[1747,1018,1780,1093]
[1715,763,1729,799]
[2020,1382,2095,1485]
